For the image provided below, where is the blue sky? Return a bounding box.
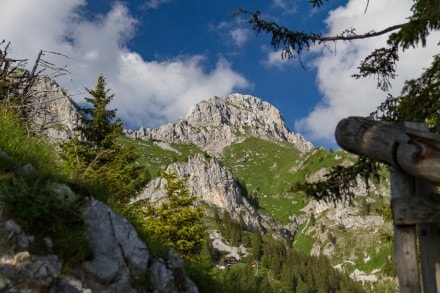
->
[1,0,439,148]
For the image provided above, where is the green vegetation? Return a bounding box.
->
[191,236,366,293]
[223,138,354,223]
[0,109,91,269]
[129,171,205,258]
[61,75,150,202]
[118,136,203,177]
[0,43,394,292]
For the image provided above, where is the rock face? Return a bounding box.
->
[27,75,82,141]
[81,198,150,292]
[128,94,313,154]
[134,154,297,238]
[0,195,198,293]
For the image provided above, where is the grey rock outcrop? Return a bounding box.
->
[129,94,313,155]
[134,154,297,238]
[0,196,199,293]
[27,75,82,141]
[0,219,62,292]
[81,197,150,292]
[148,249,198,293]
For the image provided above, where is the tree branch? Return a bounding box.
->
[314,23,406,42]
[238,8,406,59]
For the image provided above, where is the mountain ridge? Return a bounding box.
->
[124,93,313,155]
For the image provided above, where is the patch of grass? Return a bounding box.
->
[118,136,204,177]
[293,233,315,254]
[222,138,355,224]
[0,109,61,174]
[222,137,302,223]
[0,109,91,269]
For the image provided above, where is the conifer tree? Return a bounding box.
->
[139,171,205,258]
[62,75,149,200]
[251,228,262,260]
[79,74,122,151]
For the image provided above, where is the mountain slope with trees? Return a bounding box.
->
[122,93,395,291]
[0,40,395,291]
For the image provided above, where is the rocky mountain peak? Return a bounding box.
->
[131,94,313,155]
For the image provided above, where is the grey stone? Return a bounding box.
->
[149,258,175,293]
[134,153,296,238]
[19,163,36,175]
[5,219,21,239]
[26,75,82,141]
[0,148,12,161]
[83,198,149,289]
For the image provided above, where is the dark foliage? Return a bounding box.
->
[293,156,382,203]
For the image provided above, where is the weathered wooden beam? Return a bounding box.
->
[415,177,440,293]
[392,192,440,225]
[335,117,440,184]
[391,167,421,292]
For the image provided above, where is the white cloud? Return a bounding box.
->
[229,28,250,47]
[212,18,251,49]
[143,0,170,10]
[261,48,291,68]
[295,0,440,144]
[113,54,249,128]
[273,0,297,14]
[0,0,249,129]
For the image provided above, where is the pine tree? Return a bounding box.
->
[62,75,149,200]
[79,74,122,151]
[139,171,205,258]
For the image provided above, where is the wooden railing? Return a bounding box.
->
[335,117,440,293]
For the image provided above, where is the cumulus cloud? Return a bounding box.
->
[114,54,249,128]
[0,0,249,129]
[295,0,440,144]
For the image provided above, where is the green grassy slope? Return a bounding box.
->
[118,136,204,177]
[222,137,355,224]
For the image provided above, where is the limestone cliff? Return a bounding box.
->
[134,153,297,238]
[127,94,313,155]
[28,75,82,141]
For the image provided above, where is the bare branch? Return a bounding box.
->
[238,8,406,60]
[315,23,405,42]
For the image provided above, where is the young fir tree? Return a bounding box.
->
[138,171,205,258]
[62,75,149,201]
[79,74,122,151]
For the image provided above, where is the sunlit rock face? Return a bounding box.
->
[28,75,82,141]
[134,93,313,155]
[133,153,298,239]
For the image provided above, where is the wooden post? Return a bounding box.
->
[391,167,421,292]
[406,122,440,293]
[416,179,440,293]
[335,117,440,292]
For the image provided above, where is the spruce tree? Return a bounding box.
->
[62,75,149,201]
[251,228,262,260]
[139,171,205,258]
[79,74,122,151]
